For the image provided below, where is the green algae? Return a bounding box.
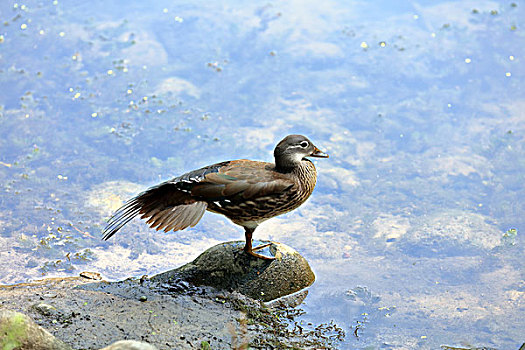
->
[0,313,26,350]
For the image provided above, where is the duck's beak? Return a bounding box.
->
[310,146,329,158]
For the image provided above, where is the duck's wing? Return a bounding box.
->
[189,160,294,200]
[102,160,294,239]
[102,161,230,240]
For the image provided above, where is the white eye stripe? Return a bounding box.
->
[288,141,309,149]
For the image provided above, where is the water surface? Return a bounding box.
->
[0,1,523,349]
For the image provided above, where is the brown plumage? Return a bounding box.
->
[102,134,328,259]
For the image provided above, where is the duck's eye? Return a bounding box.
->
[300,141,309,148]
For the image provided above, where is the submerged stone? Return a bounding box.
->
[100,340,158,350]
[151,240,315,302]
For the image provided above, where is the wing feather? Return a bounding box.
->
[102,159,295,240]
[222,181,251,196]
[149,202,208,232]
[190,183,225,198]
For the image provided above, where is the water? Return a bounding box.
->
[1,1,523,349]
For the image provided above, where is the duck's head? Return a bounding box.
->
[274,134,328,170]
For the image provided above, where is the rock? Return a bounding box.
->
[155,77,201,99]
[100,340,158,350]
[152,240,315,302]
[32,302,59,316]
[265,289,309,309]
[0,310,72,350]
[85,181,143,215]
[394,210,504,257]
[79,271,102,280]
[0,275,335,349]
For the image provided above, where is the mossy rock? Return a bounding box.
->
[152,240,315,302]
[0,310,72,350]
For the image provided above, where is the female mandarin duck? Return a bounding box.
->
[102,134,328,259]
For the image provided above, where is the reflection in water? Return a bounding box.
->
[0,0,523,348]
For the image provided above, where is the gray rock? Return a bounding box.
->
[100,340,158,350]
[152,240,315,302]
[265,289,309,309]
[32,302,59,316]
[0,273,335,349]
[0,310,72,350]
[2,276,243,349]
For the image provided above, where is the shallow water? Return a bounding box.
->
[1,0,524,349]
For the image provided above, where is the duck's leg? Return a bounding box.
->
[244,227,275,260]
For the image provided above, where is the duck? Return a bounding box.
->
[102,134,328,259]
